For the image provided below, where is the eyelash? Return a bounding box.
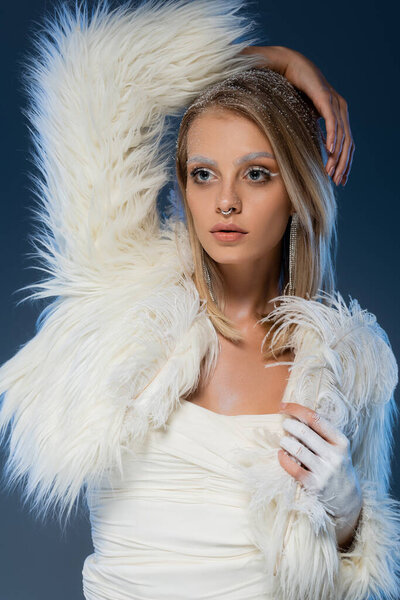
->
[189,166,273,185]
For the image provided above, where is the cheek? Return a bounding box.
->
[185,188,213,241]
[250,187,292,245]
[186,189,200,215]
[186,189,204,225]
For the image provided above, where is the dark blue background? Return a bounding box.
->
[1,1,399,598]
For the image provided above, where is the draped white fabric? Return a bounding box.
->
[82,400,286,600]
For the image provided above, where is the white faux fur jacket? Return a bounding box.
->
[0,1,399,599]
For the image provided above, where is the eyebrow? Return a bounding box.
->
[186,151,276,166]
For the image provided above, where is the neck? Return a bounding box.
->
[215,246,282,324]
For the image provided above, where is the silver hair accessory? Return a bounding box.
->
[181,68,321,146]
[288,213,299,296]
[202,257,215,303]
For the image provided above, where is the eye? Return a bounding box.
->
[189,167,213,183]
[245,167,272,183]
[188,166,274,185]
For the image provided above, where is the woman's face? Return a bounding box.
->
[185,108,293,268]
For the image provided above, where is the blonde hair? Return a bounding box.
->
[174,67,338,360]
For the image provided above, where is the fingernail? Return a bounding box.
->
[329,166,335,177]
[330,142,335,153]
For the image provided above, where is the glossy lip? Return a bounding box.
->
[211,231,247,242]
[210,222,247,233]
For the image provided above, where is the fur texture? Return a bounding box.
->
[0,1,399,599]
[231,292,400,599]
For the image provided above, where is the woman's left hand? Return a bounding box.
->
[277,402,363,546]
[239,45,355,187]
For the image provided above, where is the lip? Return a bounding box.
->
[211,231,247,242]
[210,222,247,233]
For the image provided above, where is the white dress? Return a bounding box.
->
[82,399,286,600]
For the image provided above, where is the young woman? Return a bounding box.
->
[0,1,398,599]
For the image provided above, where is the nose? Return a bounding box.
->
[216,183,242,214]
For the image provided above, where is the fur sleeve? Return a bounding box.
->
[336,380,400,598]
[0,0,258,527]
[235,292,400,600]
[16,0,261,302]
[323,295,400,599]
[294,296,400,600]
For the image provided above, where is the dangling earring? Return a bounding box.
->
[288,213,299,296]
[202,255,216,302]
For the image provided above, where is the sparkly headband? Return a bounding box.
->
[179,67,322,146]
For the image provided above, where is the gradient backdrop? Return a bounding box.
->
[0,0,399,598]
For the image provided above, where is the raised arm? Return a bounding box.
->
[18,0,261,304]
[0,0,260,526]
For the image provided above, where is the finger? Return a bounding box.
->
[332,141,350,185]
[278,448,309,485]
[341,140,355,186]
[282,416,331,459]
[312,85,337,156]
[325,95,345,177]
[279,402,344,447]
[331,98,353,184]
[280,434,320,472]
